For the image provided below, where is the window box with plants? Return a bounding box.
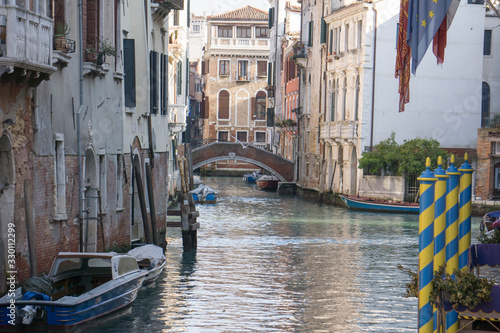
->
[54,21,70,52]
[86,39,116,66]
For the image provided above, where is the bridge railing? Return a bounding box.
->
[190,138,270,151]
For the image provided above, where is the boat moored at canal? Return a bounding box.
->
[0,252,147,330]
[340,195,419,214]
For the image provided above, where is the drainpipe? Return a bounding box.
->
[369,5,377,151]
[78,0,84,252]
[273,0,280,154]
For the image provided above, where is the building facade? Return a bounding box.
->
[0,0,187,289]
[202,6,270,172]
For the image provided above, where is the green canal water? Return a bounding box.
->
[84,176,481,332]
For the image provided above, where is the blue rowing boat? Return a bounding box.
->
[340,195,419,214]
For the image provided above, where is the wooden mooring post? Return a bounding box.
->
[168,155,200,252]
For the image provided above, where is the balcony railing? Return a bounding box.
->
[153,0,184,10]
[168,104,187,134]
[210,37,269,50]
[320,121,358,141]
[0,4,55,76]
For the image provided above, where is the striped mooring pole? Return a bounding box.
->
[458,153,474,270]
[433,157,448,333]
[445,155,460,333]
[418,157,437,333]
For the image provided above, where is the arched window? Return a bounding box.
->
[482,81,490,127]
[255,91,266,120]
[218,90,230,119]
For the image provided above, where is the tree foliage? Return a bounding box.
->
[359,133,448,176]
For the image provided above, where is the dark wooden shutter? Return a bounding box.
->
[177,61,182,95]
[267,108,274,127]
[150,51,159,114]
[219,91,229,119]
[161,54,168,115]
[329,29,333,54]
[267,62,273,86]
[251,97,256,118]
[124,39,136,107]
[203,95,209,119]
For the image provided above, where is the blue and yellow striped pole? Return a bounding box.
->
[433,157,448,333]
[445,155,460,333]
[458,153,474,270]
[418,157,437,333]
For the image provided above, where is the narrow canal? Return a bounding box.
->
[85,176,481,332]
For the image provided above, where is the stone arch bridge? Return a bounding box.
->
[191,142,294,182]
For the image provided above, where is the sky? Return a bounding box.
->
[190,0,270,16]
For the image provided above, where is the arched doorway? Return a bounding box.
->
[83,148,98,252]
[0,134,14,294]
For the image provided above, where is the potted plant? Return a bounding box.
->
[96,39,116,65]
[54,21,70,52]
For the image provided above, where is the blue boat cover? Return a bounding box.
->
[468,244,500,269]
[442,244,500,316]
[487,211,500,219]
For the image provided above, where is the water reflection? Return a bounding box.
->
[83,177,482,332]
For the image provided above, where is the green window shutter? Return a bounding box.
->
[123,39,136,107]
[267,62,273,86]
[268,8,274,28]
[267,107,274,127]
[177,61,182,95]
[321,18,327,44]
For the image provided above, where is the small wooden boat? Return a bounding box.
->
[0,252,147,330]
[340,195,419,214]
[189,184,218,204]
[256,175,279,191]
[128,244,166,286]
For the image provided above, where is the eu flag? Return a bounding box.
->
[407,0,454,74]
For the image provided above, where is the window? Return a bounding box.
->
[257,61,267,77]
[193,24,200,33]
[255,91,266,120]
[174,10,179,26]
[268,8,274,28]
[161,54,168,115]
[99,154,107,211]
[218,131,229,142]
[124,39,136,107]
[218,26,232,38]
[330,90,336,121]
[354,75,360,121]
[177,61,182,95]
[219,60,230,76]
[150,51,159,114]
[218,90,230,119]
[255,27,269,38]
[484,30,492,56]
[308,20,313,47]
[357,20,363,49]
[255,132,266,142]
[116,154,123,209]
[237,26,251,38]
[236,131,248,143]
[55,134,66,219]
[329,29,333,54]
[345,24,349,52]
[85,0,100,60]
[482,81,490,127]
[238,60,248,79]
[342,77,347,120]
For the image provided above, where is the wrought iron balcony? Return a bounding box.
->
[0,3,56,82]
